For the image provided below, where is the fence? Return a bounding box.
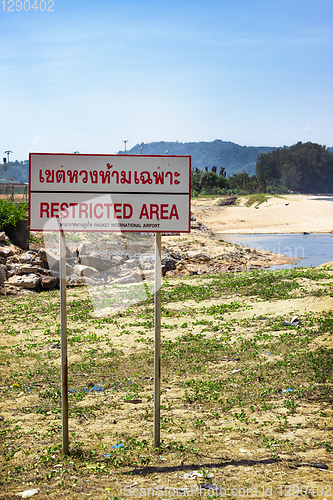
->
[0,183,29,204]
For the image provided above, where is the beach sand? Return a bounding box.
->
[192,194,333,234]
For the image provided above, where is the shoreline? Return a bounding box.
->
[191,194,333,235]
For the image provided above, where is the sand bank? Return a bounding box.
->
[192,194,333,234]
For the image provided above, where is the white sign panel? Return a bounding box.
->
[29,153,191,232]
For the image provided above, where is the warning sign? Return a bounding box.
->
[29,153,191,232]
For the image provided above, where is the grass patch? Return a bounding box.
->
[0,267,332,498]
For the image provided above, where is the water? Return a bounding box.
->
[311,196,333,202]
[215,233,333,270]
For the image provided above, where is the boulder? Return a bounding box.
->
[111,254,127,266]
[80,255,112,271]
[0,264,6,286]
[77,242,87,256]
[6,274,41,290]
[41,276,59,290]
[217,195,237,206]
[161,255,178,274]
[187,250,211,261]
[122,258,138,269]
[11,264,50,276]
[0,248,13,259]
[19,251,36,264]
[38,249,73,275]
[66,275,86,287]
[0,232,6,242]
[74,264,100,277]
[108,272,142,285]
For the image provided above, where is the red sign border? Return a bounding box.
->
[29,153,191,233]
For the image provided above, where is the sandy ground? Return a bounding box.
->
[192,195,333,234]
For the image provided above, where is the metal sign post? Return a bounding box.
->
[60,230,69,455]
[154,232,162,447]
[29,153,191,453]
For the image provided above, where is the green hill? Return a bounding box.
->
[120,139,278,176]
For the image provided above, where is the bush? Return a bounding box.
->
[0,200,28,234]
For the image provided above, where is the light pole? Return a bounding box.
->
[123,140,129,154]
[4,150,13,184]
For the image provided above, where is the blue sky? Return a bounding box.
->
[1,0,332,161]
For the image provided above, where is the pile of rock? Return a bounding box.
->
[0,233,182,294]
[0,228,286,295]
[162,246,276,277]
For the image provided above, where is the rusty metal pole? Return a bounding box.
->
[60,230,69,455]
[154,232,161,448]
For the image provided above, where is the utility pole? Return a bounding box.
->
[4,150,13,184]
[123,140,129,154]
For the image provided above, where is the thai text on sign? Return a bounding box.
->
[29,154,191,232]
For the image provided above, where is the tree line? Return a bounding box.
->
[1,142,332,195]
[255,142,333,194]
[192,142,333,196]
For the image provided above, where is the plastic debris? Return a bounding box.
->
[231,369,241,373]
[13,383,21,388]
[199,484,223,493]
[51,343,60,349]
[283,316,301,327]
[103,444,125,457]
[15,489,40,498]
[92,383,103,392]
[139,376,153,380]
[182,470,214,479]
[123,398,142,404]
[182,471,203,479]
[221,357,240,362]
[282,388,293,394]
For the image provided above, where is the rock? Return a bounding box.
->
[39,248,73,275]
[217,195,237,206]
[32,256,49,268]
[77,242,87,255]
[0,248,13,258]
[0,232,6,241]
[80,254,112,271]
[0,264,6,286]
[111,254,127,266]
[187,250,211,261]
[6,274,41,290]
[11,264,50,276]
[19,251,36,264]
[40,276,59,290]
[74,264,100,277]
[37,249,48,263]
[66,275,86,287]
[0,284,18,295]
[122,258,138,269]
[108,272,142,285]
[161,255,178,275]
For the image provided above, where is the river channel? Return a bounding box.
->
[216,233,333,270]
